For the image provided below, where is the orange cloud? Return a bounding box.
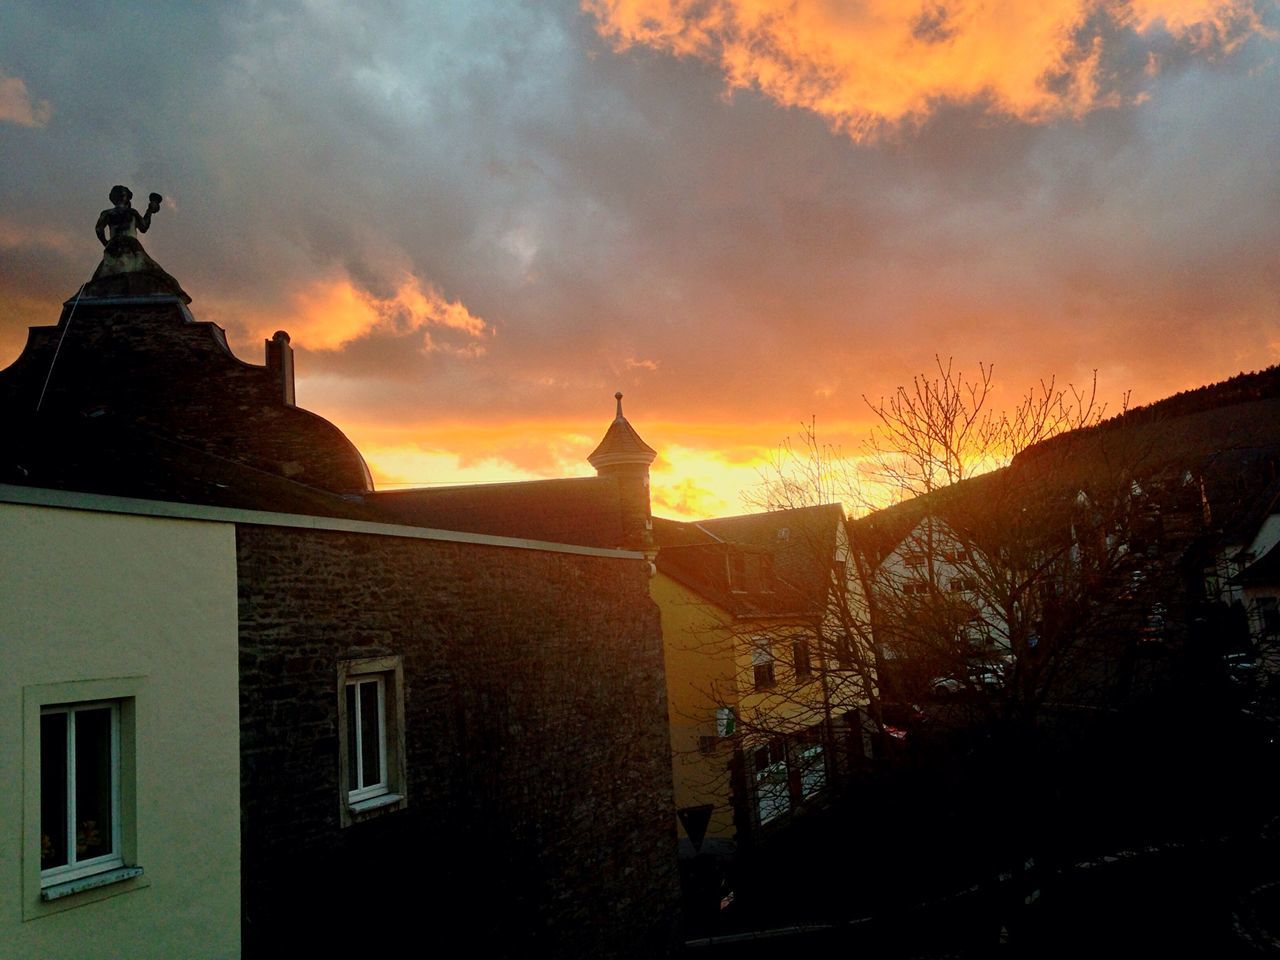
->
[239,273,492,353]
[1128,0,1270,49]
[0,71,51,128]
[584,0,1267,138]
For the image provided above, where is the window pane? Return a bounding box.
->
[359,680,382,788]
[40,713,68,870]
[74,708,114,861]
[346,684,359,793]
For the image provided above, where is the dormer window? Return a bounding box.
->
[730,552,747,592]
[760,554,776,591]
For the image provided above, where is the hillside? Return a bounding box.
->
[852,366,1280,558]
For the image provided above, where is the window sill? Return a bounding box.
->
[348,792,405,815]
[41,866,144,902]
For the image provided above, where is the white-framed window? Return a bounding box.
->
[23,677,146,918]
[796,742,826,798]
[337,656,407,826]
[753,740,789,825]
[345,676,388,803]
[715,706,737,737]
[40,701,123,887]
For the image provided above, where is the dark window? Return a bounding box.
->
[793,639,812,682]
[40,702,121,884]
[1259,597,1279,637]
[752,641,775,690]
[754,661,776,690]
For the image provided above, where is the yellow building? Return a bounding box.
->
[581,397,875,859]
[0,491,242,960]
[653,504,875,858]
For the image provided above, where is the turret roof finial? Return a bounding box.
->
[588,390,656,471]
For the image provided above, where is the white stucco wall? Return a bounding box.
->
[0,502,241,959]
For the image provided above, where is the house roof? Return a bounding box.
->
[0,298,640,551]
[0,412,380,520]
[367,477,627,549]
[653,503,844,618]
[0,297,373,495]
[1237,539,1280,587]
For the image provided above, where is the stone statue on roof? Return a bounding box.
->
[85,185,191,303]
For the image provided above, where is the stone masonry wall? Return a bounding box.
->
[236,525,679,957]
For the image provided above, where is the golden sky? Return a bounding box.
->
[1,1,1276,518]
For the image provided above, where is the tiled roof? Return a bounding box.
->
[1238,540,1280,587]
[367,477,627,549]
[0,413,378,520]
[653,503,844,617]
[0,298,374,495]
[0,301,636,549]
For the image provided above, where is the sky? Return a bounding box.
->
[1,0,1277,519]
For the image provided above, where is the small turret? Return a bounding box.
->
[588,392,656,553]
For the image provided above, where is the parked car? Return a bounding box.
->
[1225,652,1258,684]
[930,658,1008,696]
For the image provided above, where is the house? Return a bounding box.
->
[0,493,241,959]
[0,246,678,956]
[651,503,874,855]
[1205,486,1280,659]
[868,515,1011,699]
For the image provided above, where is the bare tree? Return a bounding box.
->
[664,358,1156,866]
[746,359,1136,734]
[656,499,879,841]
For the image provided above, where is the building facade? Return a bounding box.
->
[0,494,241,960]
[653,504,874,855]
[1,269,679,955]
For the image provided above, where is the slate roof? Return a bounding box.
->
[367,477,627,549]
[0,298,636,550]
[0,297,373,495]
[1237,540,1280,587]
[653,503,844,618]
[0,412,379,520]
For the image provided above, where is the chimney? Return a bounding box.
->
[265,330,295,406]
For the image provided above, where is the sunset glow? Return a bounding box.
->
[584,0,1268,138]
[1,1,1276,519]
